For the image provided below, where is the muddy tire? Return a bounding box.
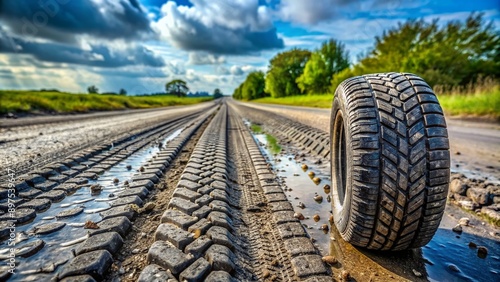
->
[330,73,450,251]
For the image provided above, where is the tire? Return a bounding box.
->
[330,72,450,251]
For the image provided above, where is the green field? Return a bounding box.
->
[0,90,213,114]
[252,90,500,119]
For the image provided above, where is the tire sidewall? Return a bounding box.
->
[331,87,353,236]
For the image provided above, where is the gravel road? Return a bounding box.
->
[0,99,498,282]
[240,101,500,182]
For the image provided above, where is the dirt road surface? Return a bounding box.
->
[0,99,498,282]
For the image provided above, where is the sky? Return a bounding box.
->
[0,0,498,95]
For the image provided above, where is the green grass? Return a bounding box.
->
[0,90,213,114]
[265,134,281,154]
[251,89,500,119]
[250,124,262,133]
[252,95,333,109]
[437,89,500,119]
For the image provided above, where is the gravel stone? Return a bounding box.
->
[188,218,212,236]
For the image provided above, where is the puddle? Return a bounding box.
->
[1,128,184,281]
[247,121,500,281]
[249,123,333,255]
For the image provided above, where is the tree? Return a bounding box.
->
[233,84,243,100]
[87,85,99,94]
[242,71,267,100]
[166,79,189,97]
[331,13,499,91]
[119,88,127,95]
[213,88,223,99]
[297,39,349,94]
[265,48,311,98]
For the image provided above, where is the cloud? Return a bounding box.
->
[153,0,284,55]
[277,0,351,25]
[0,0,153,43]
[188,52,226,65]
[0,28,165,68]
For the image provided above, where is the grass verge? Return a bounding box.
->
[251,89,500,119]
[250,124,262,133]
[0,90,213,114]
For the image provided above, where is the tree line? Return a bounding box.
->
[233,13,499,100]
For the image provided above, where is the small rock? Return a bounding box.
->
[119,267,125,274]
[322,255,337,265]
[323,184,331,193]
[412,269,422,277]
[139,166,145,172]
[262,269,270,278]
[293,173,299,176]
[90,184,103,195]
[312,177,321,184]
[459,217,470,226]
[308,171,315,177]
[326,195,331,202]
[320,224,329,231]
[450,179,468,195]
[294,212,305,220]
[84,220,99,229]
[132,248,140,254]
[478,246,488,257]
[297,202,305,209]
[313,214,320,222]
[448,264,460,272]
[301,164,308,170]
[456,151,461,155]
[341,270,350,281]
[113,178,119,184]
[452,224,462,233]
[468,242,477,248]
[313,195,323,202]
[143,202,155,212]
[109,193,115,198]
[329,215,334,225]
[466,188,490,205]
[124,180,129,186]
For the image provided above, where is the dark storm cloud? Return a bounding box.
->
[0,29,165,68]
[0,0,153,42]
[156,0,284,55]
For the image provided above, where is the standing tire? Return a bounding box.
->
[330,73,450,251]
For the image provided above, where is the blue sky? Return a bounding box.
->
[0,0,498,94]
